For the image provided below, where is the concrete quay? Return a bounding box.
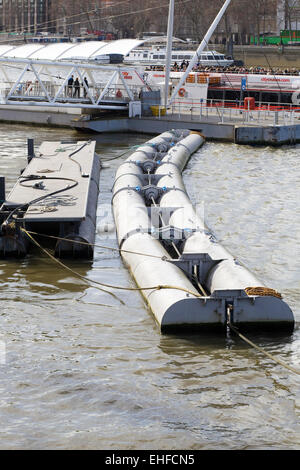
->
[0,104,299,146]
[74,113,300,146]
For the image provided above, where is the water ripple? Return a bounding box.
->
[0,127,299,449]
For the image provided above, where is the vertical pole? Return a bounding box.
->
[8,0,11,32]
[34,0,37,35]
[21,0,25,33]
[169,0,232,105]
[27,0,31,33]
[164,0,174,109]
[2,0,6,32]
[45,0,48,32]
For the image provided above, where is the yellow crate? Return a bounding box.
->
[150,106,166,116]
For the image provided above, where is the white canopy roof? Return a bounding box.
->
[89,39,145,58]
[0,39,146,61]
[30,43,78,60]
[58,41,108,60]
[0,44,16,56]
[2,43,46,58]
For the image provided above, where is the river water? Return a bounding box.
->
[0,123,299,450]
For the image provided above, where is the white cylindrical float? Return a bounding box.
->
[156,135,294,331]
[112,130,294,333]
[112,130,225,332]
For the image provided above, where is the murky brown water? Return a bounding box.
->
[0,123,299,450]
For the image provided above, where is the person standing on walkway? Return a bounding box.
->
[67,75,74,97]
[73,77,80,98]
[82,77,89,98]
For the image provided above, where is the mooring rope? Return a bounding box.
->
[20,228,300,377]
[245,286,282,299]
[22,229,125,305]
[226,307,300,377]
[100,145,141,162]
[229,323,300,376]
[21,228,203,299]
[21,229,170,261]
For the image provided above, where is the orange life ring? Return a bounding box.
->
[178,87,186,97]
[116,89,122,98]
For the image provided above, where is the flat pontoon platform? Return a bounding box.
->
[0,139,101,258]
[7,140,97,222]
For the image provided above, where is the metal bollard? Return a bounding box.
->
[27,138,35,163]
[0,176,5,203]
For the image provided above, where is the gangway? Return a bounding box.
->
[0,57,149,112]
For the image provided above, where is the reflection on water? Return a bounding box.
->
[0,124,299,450]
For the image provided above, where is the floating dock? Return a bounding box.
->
[74,113,300,146]
[0,139,100,258]
[0,36,298,146]
[0,102,300,146]
[112,129,295,333]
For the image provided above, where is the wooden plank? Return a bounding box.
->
[7,140,97,222]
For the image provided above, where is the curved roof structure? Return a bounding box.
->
[58,41,108,60]
[30,43,79,60]
[2,43,46,58]
[0,39,145,61]
[0,44,16,56]
[89,39,145,58]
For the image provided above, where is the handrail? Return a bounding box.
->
[141,97,299,125]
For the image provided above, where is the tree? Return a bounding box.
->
[283,0,300,32]
[174,0,216,43]
[108,0,168,38]
[245,0,277,44]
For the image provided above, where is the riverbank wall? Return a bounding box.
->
[216,44,300,69]
[0,104,299,146]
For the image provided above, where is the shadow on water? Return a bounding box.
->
[0,126,300,450]
[155,327,300,392]
[158,324,300,361]
[0,250,93,295]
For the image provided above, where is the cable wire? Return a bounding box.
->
[226,307,300,377]
[0,0,194,38]
[100,145,141,162]
[229,323,300,377]
[21,229,170,261]
[21,228,202,298]
[20,229,299,377]
[2,175,79,227]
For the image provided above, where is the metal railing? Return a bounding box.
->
[144,98,300,126]
[0,80,150,107]
[0,76,298,126]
